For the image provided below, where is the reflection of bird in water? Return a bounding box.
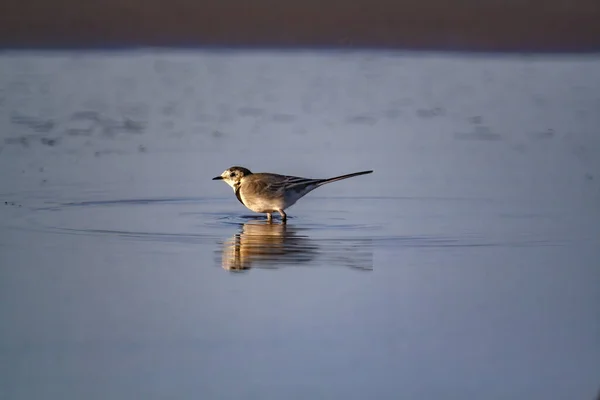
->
[220,220,318,271]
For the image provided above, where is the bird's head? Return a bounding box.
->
[212,166,253,189]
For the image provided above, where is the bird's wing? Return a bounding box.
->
[268,175,323,194]
[243,174,320,199]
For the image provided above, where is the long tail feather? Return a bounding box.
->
[317,170,373,186]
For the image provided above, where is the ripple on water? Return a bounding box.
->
[5,196,567,273]
[9,196,378,271]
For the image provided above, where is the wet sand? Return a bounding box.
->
[1,0,600,51]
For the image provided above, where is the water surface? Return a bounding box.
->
[1,50,599,400]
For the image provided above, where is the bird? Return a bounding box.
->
[212,166,373,222]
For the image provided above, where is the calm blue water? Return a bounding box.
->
[1,50,599,400]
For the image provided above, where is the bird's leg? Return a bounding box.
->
[278,210,287,223]
[266,212,272,223]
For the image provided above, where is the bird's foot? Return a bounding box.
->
[278,210,287,223]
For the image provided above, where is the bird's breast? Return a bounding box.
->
[233,184,245,206]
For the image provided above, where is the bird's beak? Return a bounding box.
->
[212,176,223,180]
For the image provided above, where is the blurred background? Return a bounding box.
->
[1,0,600,51]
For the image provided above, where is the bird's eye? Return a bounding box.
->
[229,172,236,178]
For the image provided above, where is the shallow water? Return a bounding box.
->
[1,50,599,399]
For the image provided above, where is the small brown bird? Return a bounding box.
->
[213,166,373,222]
